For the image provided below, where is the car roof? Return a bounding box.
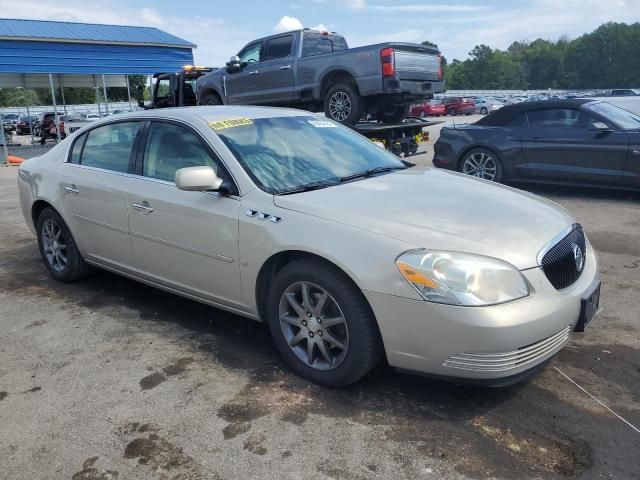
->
[475,98,596,126]
[107,105,313,123]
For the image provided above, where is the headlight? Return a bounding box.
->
[396,250,529,306]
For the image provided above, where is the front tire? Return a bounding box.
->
[324,83,363,125]
[201,93,222,105]
[36,208,90,282]
[448,108,456,116]
[480,107,488,115]
[459,148,504,182]
[266,259,382,387]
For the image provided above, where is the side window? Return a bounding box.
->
[264,35,293,61]
[142,122,229,184]
[68,132,87,164]
[507,113,528,128]
[301,33,332,57]
[155,78,171,100]
[80,122,141,173]
[527,109,598,129]
[238,42,263,64]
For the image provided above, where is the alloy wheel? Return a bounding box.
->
[279,281,349,370]
[328,91,352,122]
[41,218,67,272]
[462,152,498,181]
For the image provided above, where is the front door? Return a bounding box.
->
[521,107,629,185]
[59,121,143,270]
[127,120,244,309]
[251,34,295,104]
[226,41,264,105]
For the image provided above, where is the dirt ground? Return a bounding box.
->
[1,119,639,479]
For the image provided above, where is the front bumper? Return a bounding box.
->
[365,242,599,382]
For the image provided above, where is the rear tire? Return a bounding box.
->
[266,258,382,387]
[459,147,504,183]
[324,83,363,125]
[377,104,410,124]
[480,107,488,115]
[448,108,456,116]
[36,207,90,282]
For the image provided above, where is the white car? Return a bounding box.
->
[17,107,601,387]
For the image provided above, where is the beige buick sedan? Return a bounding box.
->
[18,107,601,387]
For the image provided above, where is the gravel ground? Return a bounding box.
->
[1,117,639,479]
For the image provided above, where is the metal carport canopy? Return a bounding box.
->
[0,18,196,76]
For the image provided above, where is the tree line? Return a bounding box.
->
[429,22,640,90]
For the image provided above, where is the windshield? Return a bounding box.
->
[215,116,405,194]
[585,102,640,130]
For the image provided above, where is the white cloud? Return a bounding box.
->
[311,23,330,32]
[345,0,367,9]
[273,16,304,32]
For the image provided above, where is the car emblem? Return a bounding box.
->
[572,244,584,273]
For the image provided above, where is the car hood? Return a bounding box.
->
[273,166,575,270]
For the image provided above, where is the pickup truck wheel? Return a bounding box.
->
[377,104,410,123]
[267,258,382,387]
[324,84,362,125]
[201,94,222,106]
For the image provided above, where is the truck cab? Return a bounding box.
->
[143,66,215,109]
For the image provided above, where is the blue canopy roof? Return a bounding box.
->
[0,18,196,75]
[0,18,195,47]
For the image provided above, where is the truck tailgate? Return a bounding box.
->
[393,45,440,82]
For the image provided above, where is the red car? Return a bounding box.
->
[410,100,446,117]
[441,97,476,116]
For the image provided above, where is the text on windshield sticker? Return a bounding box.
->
[208,118,253,130]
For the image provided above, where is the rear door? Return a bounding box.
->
[251,34,295,104]
[521,108,629,185]
[127,120,244,309]
[226,41,264,105]
[59,121,143,271]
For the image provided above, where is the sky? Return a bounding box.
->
[2,0,640,67]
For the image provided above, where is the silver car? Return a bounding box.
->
[474,97,503,115]
[17,107,601,387]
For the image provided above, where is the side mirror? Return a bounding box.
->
[226,55,241,70]
[175,166,223,192]
[589,121,612,132]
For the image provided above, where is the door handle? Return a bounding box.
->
[131,202,154,214]
[64,185,79,195]
[279,65,291,70]
[248,70,259,75]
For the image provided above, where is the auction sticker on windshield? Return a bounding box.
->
[208,118,253,130]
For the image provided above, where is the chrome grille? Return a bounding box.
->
[443,326,572,372]
[541,226,586,290]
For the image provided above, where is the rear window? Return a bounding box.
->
[301,32,348,57]
[79,122,141,173]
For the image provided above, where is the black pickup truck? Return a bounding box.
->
[196,29,444,124]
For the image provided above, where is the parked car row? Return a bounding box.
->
[410,96,505,117]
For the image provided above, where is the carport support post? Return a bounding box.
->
[102,75,110,116]
[1,111,9,166]
[58,75,68,116]
[26,105,34,144]
[126,75,132,112]
[49,74,62,142]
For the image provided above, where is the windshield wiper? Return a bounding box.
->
[339,165,407,182]
[276,178,341,195]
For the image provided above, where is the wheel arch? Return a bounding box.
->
[31,199,57,226]
[198,87,224,105]
[320,69,359,98]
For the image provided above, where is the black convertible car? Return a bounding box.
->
[433,99,640,189]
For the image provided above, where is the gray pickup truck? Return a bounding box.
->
[196,29,444,124]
